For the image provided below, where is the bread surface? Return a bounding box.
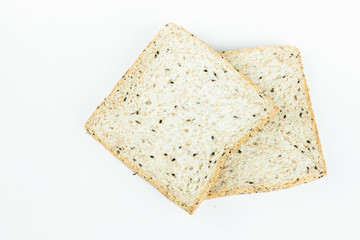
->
[208,46,326,198]
[85,24,278,213]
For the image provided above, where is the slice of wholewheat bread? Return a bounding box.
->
[85,23,278,214]
[207,46,326,198]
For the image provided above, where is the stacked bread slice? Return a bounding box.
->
[85,23,326,214]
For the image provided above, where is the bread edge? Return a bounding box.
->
[207,46,327,199]
[85,24,279,214]
[207,172,326,199]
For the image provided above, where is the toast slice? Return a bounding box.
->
[208,46,326,198]
[85,24,278,214]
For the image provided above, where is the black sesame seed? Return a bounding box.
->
[249,181,254,184]
[271,88,274,92]
[211,136,214,139]
[283,76,286,78]
[259,76,262,79]
[136,111,139,115]
[264,108,267,111]
[234,116,239,118]
[283,115,287,118]
[299,112,303,117]
[204,69,207,72]
[117,150,120,154]
[307,140,311,143]
[159,119,162,123]
[133,159,136,161]
[278,155,282,157]
[253,114,256,117]
[238,150,242,154]
[307,167,309,170]
[213,72,217,77]
[172,158,176,162]
[150,155,154,158]
[164,153,168,156]
[212,79,216,82]
[139,164,142,167]
[169,81,174,84]
[135,120,141,124]
[259,94,263,98]
[179,146,182,149]
[211,152,215,156]
[151,129,155,132]
[171,173,175,177]
[314,166,318,170]
[294,145,298,148]
[193,153,197,157]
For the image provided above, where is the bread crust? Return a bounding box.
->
[85,24,278,214]
[207,46,327,199]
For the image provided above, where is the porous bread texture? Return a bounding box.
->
[85,23,278,214]
[208,46,326,198]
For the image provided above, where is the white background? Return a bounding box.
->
[1,0,359,239]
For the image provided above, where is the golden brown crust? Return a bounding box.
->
[207,173,325,199]
[85,23,278,214]
[207,46,327,199]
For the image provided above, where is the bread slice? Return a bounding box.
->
[85,23,278,214]
[207,46,326,198]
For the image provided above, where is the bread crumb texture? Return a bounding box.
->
[85,24,277,213]
[208,46,326,198]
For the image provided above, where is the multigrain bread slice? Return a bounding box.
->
[85,23,278,214]
[207,46,326,198]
